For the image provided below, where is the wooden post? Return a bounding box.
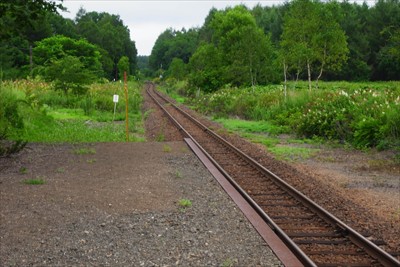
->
[124,71,129,142]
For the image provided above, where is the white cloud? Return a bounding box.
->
[61,1,282,55]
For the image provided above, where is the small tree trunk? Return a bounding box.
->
[307,59,312,91]
[283,61,288,101]
[29,44,33,74]
[294,67,300,89]
[316,63,324,90]
[315,46,326,90]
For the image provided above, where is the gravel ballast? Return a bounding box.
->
[0,142,282,266]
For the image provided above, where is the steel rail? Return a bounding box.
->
[145,83,314,266]
[146,83,400,267]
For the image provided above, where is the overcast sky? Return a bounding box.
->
[61,0,285,56]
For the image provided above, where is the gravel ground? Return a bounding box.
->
[0,142,282,266]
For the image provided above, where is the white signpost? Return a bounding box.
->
[113,94,119,121]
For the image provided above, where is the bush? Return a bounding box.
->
[0,86,27,156]
[352,117,381,148]
[183,81,400,150]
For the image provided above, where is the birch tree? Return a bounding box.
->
[280,0,348,90]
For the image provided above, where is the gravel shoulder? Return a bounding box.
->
[0,142,281,266]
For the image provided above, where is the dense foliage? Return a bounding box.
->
[0,79,144,143]
[149,0,400,88]
[185,82,400,150]
[0,1,137,81]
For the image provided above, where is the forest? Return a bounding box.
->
[1,0,137,83]
[1,0,399,86]
[0,0,399,154]
[147,0,400,91]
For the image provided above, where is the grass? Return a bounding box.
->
[165,80,399,151]
[163,144,172,152]
[214,118,288,135]
[3,79,146,143]
[214,119,320,162]
[23,178,45,185]
[178,198,192,208]
[268,145,320,161]
[156,133,165,142]
[19,167,27,174]
[221,258,236,267]
[175,170,183,178]
[74,147,96,155]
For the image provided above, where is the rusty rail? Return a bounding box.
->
[145,82,400,267]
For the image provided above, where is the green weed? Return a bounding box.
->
[19,167,27,174]
[221,258,236,267]
[178,199,192,209]
[74,147,96,155]
[267,146,319,162]
[23,178,45,185]
[156,132,165,142]
[175,170,183,179]
[163,144,171,152]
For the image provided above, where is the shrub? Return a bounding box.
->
[352,117,381,148]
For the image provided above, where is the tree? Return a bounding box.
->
[0,0,63,39]
[167,58,186,80]
[75,9,138,80]
[210,6,277,87]
[0,0,64,79]
[313,1,349,88]
[368,0,400,80]
[188,43,224,93]
[332,2,371,81]
[33,35,102,93]
[33,35,102,73]
[118,56,130,79]
[45,55,95,94]
[149,28,199,74]
[280,0,348,89]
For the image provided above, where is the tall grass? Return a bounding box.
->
[1,79,145,143]
[176,80,400,150]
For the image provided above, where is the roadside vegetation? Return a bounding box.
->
[0,79,144,147]
[1,0,399,159]
[146,0,399,157]
[161,80,400,157]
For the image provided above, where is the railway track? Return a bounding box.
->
[145,82,400,267]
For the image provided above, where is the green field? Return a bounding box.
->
[0,79,145,148]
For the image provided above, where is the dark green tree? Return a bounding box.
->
[210,6,277,86]
[188,43,224,92]
[45,55,95,94]
[0,0,64,79]
[167,58,187,80]
[75,9,138,80]
[33,35,102,93]
[149,28,199,74]
[368,0,400,80]
[118,56,130,78]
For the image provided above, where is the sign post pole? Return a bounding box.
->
[112,94,119,121]
[124,71,129,142]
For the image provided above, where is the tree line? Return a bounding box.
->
[147,0,399,92]
[1,0,137,87]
